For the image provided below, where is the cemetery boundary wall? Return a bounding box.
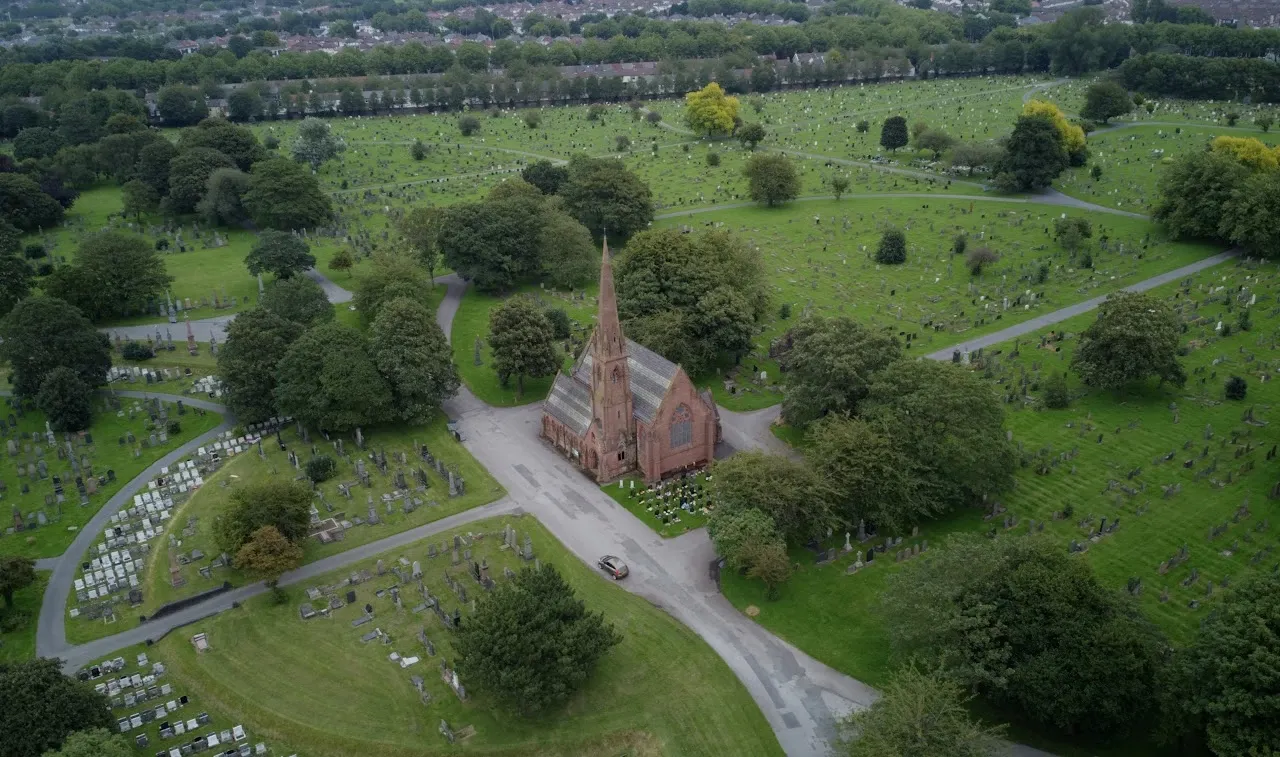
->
[145,582,233,623]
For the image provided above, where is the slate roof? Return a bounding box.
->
[543,337,680,436]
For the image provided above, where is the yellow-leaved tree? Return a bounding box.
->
[1211,136,1280,171]
[1023,99,1086,161]
[685,82,740,138]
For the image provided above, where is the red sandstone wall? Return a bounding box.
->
[649,369,716,481]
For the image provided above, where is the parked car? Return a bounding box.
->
[597,555,628,580]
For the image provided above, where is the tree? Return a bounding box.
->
[880,116,909,152]
[838,666,1006,757]
[1043,373,1071,408]
[875,228,907,264]
[44,231,172,322]
[217,308,304,424]
[370,297,459,423]
[712,451,834,544]
[1220,170,1280,259]
[560,155,654,241]
[214,479,312,555]
[437,195,547,293]
[779,315,901,428]
[0,659,113,757]
[0,173,64,232]
[246,230,315,279]
[195,168,250,226]
[805,416,934,532]
[13,126,64,161]
[455,563,621,715]
[521,161,568,195]
[0,555,35,610]
[275,322,393,430]
[0,297,110,399]
[243,158,333,231]
[524,111,542,129]
[1072,291,1184,390]
[410,139,427,161]
[36,366,92,432]
[354,250,434,322]
[737,122,767,150]
[305,455,336,483]
[120,179,160,222]
[458,115,480,136]
[397,205,445,282]
[164,147,236,215]
[179,118,266,172]
[948,141,1006,176]
[1258,114,1275,133]
[234,525,303,595]
[1081,80,1133,123]
[156,85,207,126]
[1154,150,1250,240]
[136,139,178,197]
[1053,216,1093,251]
[685,82,739,137]
[743,153,800,207]
[0,252,32,318]
[830,175,850,200]
[227,89,263,123]
[1164,573,1280,756]
[884,534,1166,738]
[1023,99,1087,165]
[488,296,559,397]
[744,540,792,600]
[328,248,354,276]
[708,507,781,572]
[966,246,999,275]
[915,128,956,160]
[40,728,132,757]
[261,276,333,326]
[864,360,1015,511]
[539,209,598,288]
[994,113,1068,191]
[289,118,344,171]
[856,120,870,133]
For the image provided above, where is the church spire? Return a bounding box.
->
[595,235,626,359]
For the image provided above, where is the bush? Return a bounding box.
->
[121,341,154,361]
[0,610,30,633]
[779,302,791,319]
[965,246,999,276]
[1225,376,1247,400]
[1237,307,1252,332]
[523,111,541,129]
[615,135,630,151]
[410,139,427,160]
[1226,111,1240,126]
[1090,164,1103,180]
[874,229,907,265]
[855,120,870,133]
[263,135,279,150]
[545,307,572,339]
[166,419,181,435]
[645,110,662,124]
[306,454,337,483]
[1043,374,1070,409]
[587,104,606,122]
[23,243,45,260]
[952,234,966,256]
[458,115,480,136]
[1034,262,1050,285]
[706,151,721,166]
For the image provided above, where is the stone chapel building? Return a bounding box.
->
[541,241,720,483]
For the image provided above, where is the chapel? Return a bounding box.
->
[541,240,720,483]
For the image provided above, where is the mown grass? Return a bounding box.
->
[0,571,48,663]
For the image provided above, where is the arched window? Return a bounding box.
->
[670,404,693,449]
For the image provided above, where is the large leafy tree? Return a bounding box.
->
[684,82,739,137]
[521,160,568,195]
[539,208,598,289]
[156,85,207,126]
[120,179,160,222]
[864,360,1015,511]
[1071,291,1185,390]
[245,230,315,279]
[1220,170,1280,259]
[96,130,165,184]
[711,450,834,544]
[838,666,1006,757]
[0,173,64,232]
[743,153,800,206]
[242,157,333,230]
[234,525,303,592]
[369,297,459,423]
[0,658,114,757]
[0,555,35,610]
[214,480,312,555]
[353,250,433,323]
[12,126,64,161]
[559,155,654,241]
[164,147,235,215]
[438,194,549,293]
[454,563,621,715]
[880,115,909,152]
[289,117,345,171]
[884,534,1167,739]
[994,113,1068,191]
[805,416,933,532]
[707,507,783,572]
[487,296,559,397]
[195,168,250,226]
[0,296,110,400]
[217,308,304,424]
[136,139,178,197]
[779,315,902,428]
[614,228,767,375]
[0,251,32,318]
[36,366,93,432]
[1154,150,1251,241]
[43,230,172,322]
[1080,80,1133,123]
[1164,573,1280,756]
[40,728,132,757]
[260,275,333,326]
[274,322,393,431]
[178,117,266,171]
[396,205,445,283]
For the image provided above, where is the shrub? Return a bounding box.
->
[856,120,870,133]
[1090,165,1103,180]
[1237,308,1252,332]
[615,135,630,151]
[779,302,791,319]
[1034,262,1050,285]
[121,341,154,361]
[706,151,721,166]
[523,112,541,129]
[645,110,662,125]
[545,307,572,339]
[264,135,279,150]
[458,115,480,136]
[23,243,46,260]
[306,454,337,483]
[166,419,181,435]
[874,229,907,265]
[587,104,606,122]
[1043,374,1070,409]
[952,234,967,256]
[1225,111,1240,126]
[1225,376,1247,400]
[965,246,999,276]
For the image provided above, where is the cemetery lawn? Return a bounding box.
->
[155,514,783,757]
[603,474,711,537]
[1,400,222,559]
[66,415,504,644]
[0,571,48,663]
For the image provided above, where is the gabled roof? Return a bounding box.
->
[545,372,592,436]
[574,337,679,425]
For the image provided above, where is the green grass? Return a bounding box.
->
[0,571,48,663]
[65,415,505,644]
[0,399,222,559]
[601,473,712,537]
[154,514,784,757]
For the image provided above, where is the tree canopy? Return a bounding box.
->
[369,297,459,423]
[242,157,333,230]
[1080,80,1133,122]
[36,366,93,433]
[178,117,266,172]
[246,230,316,279]
[0,555,36,610]
[454,562,621,715]
[234,525,303,589]
[1071,291,1185,390]
[290,117,345,171]
[260,275,333,326]
[712,450,834,544]
[40,728,133,757]
[684,82,740,137]
[0,173,65,232]
[994,113,1069,191]
[880,116,909,152]
[0,296,111,400]
[217,308,305,423]
[487,296,559,397]
[274,322,393,431]
[559,155,654,242]
[353,249,434,322]
[44,230,172,322]
[0,658,114,757]
[164,147,235,215]
[743,153,800,206]
[214,479,313,555]
[779,315,901,428]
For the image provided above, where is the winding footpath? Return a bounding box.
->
[39,174,1239,756]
